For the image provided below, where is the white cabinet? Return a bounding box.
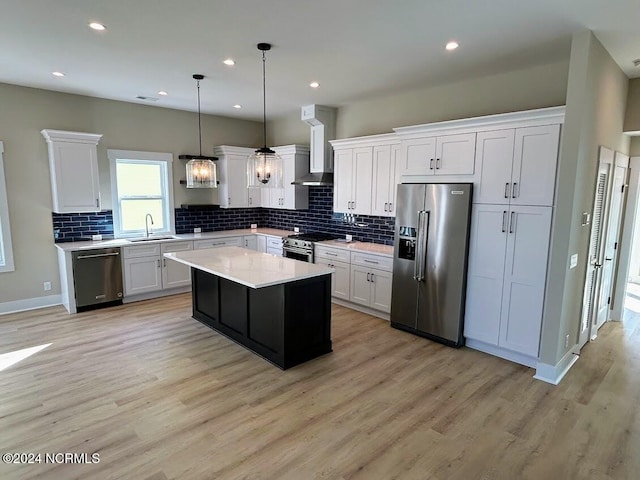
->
[260,145,310,210]
[371,144,402,217]
[332,147,373,214]
[474,125,560,206]
[464,204,552,359]
[41,129,103,213]
[247,187,262,207]
[349,265,392,313]
[243,235,258,250]
[214,146,253,208]
[315,245,351,300]
[123,241,193,296]
[193,236,242,249]
[256,235,267,253]
[265,235,283,256]
[400,133,476,176]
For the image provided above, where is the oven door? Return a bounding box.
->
[283,246,313,263]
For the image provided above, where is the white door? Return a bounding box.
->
[580,147,613,347]
[474,129,515,204]
[256,235,267,253]
[53,142,101,212]
[596,153,629,328]
[316,258,350,301]
[243,236,258,250]
[388,144,402,216]
[370,268,392,313]
[352,147,373,215]
[435,133,476,175]
[333,149,353,213]
[161,241,192,289]
[124,256,163,296]
[247,187,262,207]
[402,137,437,175]
[371,145,392,216]
[499,206,552,357]
[350,266,371,306]
[226,155,249,208]
[463,204,509,345]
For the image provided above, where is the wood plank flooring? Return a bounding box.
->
[1,294,639,479]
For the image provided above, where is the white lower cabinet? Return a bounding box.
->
[464,204,552,362]
[123,241,193,296]
[265,235,283,256]
[350,265,392,313]
[193,236,242,249]
[243,235,258,250]
[256,235,267,253]
[315,258,350,300]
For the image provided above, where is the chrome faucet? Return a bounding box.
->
[145,213,154,237]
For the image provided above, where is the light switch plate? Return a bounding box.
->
[193,227,201,233]
[570,253,578,269]
[251,224,257,229]
[92,234,102,241]
[294,227,300,233]
[345,234,353,242]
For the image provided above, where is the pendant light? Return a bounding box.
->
[247,43,282,188]
[179,74,217,188]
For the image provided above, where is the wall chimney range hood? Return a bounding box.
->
[292,104,337,186]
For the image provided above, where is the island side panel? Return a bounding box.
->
[283,274,332,368]
[248,287,284,355]
[219,278,248,336]
[192,268,219,328]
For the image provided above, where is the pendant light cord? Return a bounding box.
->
[262,49,267,149]
[197,78,202,156]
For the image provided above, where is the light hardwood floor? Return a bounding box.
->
[1,294,639,480]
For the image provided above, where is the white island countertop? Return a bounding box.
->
[164,246,334,289]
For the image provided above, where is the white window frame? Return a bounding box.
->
[0,141,15,272]
[107,149,175,238]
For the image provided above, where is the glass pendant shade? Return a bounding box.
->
[186,158,217,188]
[247,148,282,188]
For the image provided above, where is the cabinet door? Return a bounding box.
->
[270,187,284,209]
[333,149,354,213]
[225,155,249,208]
[474,129,515,204]
[401,137,437,175]
[243,236,258,250]
[247,187,262,207]
[315,258,350,300]
[370,268,392,313]
[350,265,372,306]
[371,145,393,217]
[463,204,509,345]
[435,133,476,175]
[124,256,162,296]
[161,241,193,289]
[256,235,267,253]
[51,142,101,213]
[388,144,402,216]
[511,125,560,207]
[499,206,552,357]
[352,147,373,215]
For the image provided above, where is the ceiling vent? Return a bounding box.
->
[136,96,159,102]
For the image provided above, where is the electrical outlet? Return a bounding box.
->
[193,227,201,233]
[92,234,102,241]
[294,227,300,233]
[570,254,578,269]
[250,224,257,229]
[565,334,570,348]
[43,281,52,291]
[345,234,353,242]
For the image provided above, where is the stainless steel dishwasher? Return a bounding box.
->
[72,247,123,311]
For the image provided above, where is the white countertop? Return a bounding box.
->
[164,246,334,289]
[54,228,295,252]
[316,239,394,257]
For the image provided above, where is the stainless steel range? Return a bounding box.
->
[282,232,339,262]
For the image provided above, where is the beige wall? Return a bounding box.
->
[630,136,640,155]
[268,60,569,145]
[0,83,262,305]
[539,31,630,366]
[624,78,640,133]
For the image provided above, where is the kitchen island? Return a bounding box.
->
[164,246,333,369]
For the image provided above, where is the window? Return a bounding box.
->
[0,141,15,272]
[108,150,175,238]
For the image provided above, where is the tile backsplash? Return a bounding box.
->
[52,187,395,245]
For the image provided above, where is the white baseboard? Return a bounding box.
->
[0,294,62,315]
[122,286,191,304]
[331,298,390,321]
[465,338,538,368]
[534,348,580,385]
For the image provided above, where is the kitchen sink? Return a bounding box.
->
[129,235,179,242]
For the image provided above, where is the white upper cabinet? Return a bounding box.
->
[41,129,103,213]
[371,143,402,217]
[332,146,373,215]
[267,145,310,210]
[474,124,560,206]
[400,133,476,176]
[214,146,253,208]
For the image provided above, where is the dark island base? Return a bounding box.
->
[191,268,332,370]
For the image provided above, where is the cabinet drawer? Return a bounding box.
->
[267,246,283,256]
[266,236,283,248]
[350,252,393,272]
[193,236,242,249]
[160,241,193,254]
[123,243,161,258]
[315,246,350,263]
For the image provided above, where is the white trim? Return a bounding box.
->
[213,145,256,156]
[534,346,580,385]
[331,297,390,321]
[0,295,62,315]
[0,141,15,273]
[330,133,400,149]
[393,106,566,138]
[464,338,538,368]
[122,286,191,304]
[273,144,310,155]
[40,129,102,145]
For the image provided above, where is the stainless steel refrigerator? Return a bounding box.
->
[390,183,472,347]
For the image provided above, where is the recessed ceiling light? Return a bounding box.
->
[89,22,107,31]
[223,59,236,66]
[445,41,459,51]
[158,91,168,96]
[233,104,242,109]
[309,82,320,89]
[52,71,65,77]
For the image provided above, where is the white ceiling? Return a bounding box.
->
[1,0,639,121]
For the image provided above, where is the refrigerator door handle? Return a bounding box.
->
[413,210,428,282]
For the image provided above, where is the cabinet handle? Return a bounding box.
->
[512,182,518,199]
[367,272,371,282]
[429,158,434,170]
[384,202,388,212]
[352,201,356,209]
[326,252,338,257]
[389,202,392,211]
[436,158,440,169]
[502,211,507,233]
[364,259,379,264]
[228,197,231,204]
[95,198,100,209]
[249,197,252,205]
[509,211,515,234]
[371,273,375,283]
[156,259,161,268]
[163,258,166,267]
[504,183,510,199]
